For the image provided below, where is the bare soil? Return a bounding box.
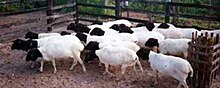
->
[0,11,220,88]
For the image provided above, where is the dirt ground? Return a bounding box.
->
[0,11,220,88]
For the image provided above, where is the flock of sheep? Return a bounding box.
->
[11,19,220,88]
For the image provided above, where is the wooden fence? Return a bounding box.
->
[0,0,220,31]
[0,0,76,31]
[76,0,220,28]
[187,32,220,88]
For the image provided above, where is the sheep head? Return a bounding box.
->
[158,23,170,29]
[26,49,42,62]
[85,41,100,50]
[60,31,71,36]
[25,31,38,39]
[85,50,98,63]
[136,48,150,60]
[119,24,134,34]
[90,27,105,36]
[75,32,87,43]
[11,39,29,51]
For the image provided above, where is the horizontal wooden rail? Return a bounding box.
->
[77,3,115,10]
[124,8,165,15]
[78,11,115,19]
[127,0,220,10]
[211,57,220,65]
[187,59,210,64]
[51,3,76,10]
[120,17,149,23]
[189,43,214,49]
[213,49,220,57]
[188,50,212,56]
[169,2,220,10]
[127,0,165,5]
[0,11,76,29]
[0,7,47,16]
[170,13,220,22]
[0,0,19,5]
[0,0,46,5]
[47,18,75,27]
[213,43,220,50]
[78,18,99,22]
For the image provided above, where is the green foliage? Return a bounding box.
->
[78,0,104,15]
[0,0,34,13]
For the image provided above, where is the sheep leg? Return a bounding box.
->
[136,60,143,73]
[51,59,57,73]
[153,70,159,85]
[121,64,128,75]
[103,64,114,76]
[70,58,78,70]
[182,80,189,88]
[183,52,188,59]
[98,61,102,67]
[177,81,189,88]
[133,63,137,72]
[39,60,44,72]
[75,54,86,73]
[30,62,35,68]
[177,82,182,88]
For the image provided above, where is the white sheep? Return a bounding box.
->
[25,35,81,50]
[153,28,185,39]
[145,38,191,59]
[102,19,132,28]
[75,32,137,45]
[159,38,191,58]
[148,50,193,88]
[84,41,140,66]
[176,28,201,39]
[94,46,143,76]
[26,35,86,73]
[134,31,165,48]
[86,35,122,44]
[99,42,140,52]
[131,26,149,33]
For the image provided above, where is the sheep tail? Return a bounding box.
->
[188,63,194,77]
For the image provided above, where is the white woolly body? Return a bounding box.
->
[99,41,140,52]
[38,33,61,38]
[86,33,137,44]
[134,31,165,48]
[35,35,80,48]
[148,51,193,88]
[176,28,201,39]
[159,38,191,58]
[131,26,149,33]
[102,19,132,28]
[96,47,138,65]
[149,51,193,76]
[153,29,185,39]
[37,36,84,61]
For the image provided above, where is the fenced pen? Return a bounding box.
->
[0,0,220,87]
[188,32,220,88]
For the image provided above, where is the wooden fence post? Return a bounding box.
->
[47,0,55,31]
[75,0,79,24]
[115,0,121,20]
[165,2,170,23]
